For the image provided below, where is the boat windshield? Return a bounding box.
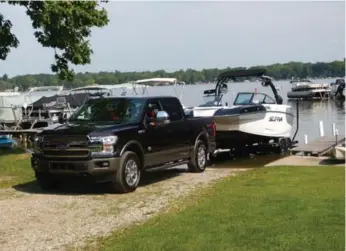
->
[68,98,145,124]
[234,93,276,106]
[199,95,223,107]
[234,93,253,105]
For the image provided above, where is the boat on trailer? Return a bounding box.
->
[188,68,296,154]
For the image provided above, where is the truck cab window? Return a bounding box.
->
[160,98,183,121]
[144,100,162,122]
[69,98,145,123]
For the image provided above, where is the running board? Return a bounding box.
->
[145,159,189,172]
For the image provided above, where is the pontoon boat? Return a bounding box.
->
[287,79,331,100]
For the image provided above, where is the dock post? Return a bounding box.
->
[319,121,324,137]
[22,133,27,149]
[304,134,308,144]
[335,129,338,144]
[332,123,336,136]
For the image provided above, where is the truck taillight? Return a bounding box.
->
[207,122,216,137]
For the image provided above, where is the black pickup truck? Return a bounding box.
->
[30,96,216,193]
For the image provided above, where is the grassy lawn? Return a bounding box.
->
[89,166,345,251]
[0,148,34,188]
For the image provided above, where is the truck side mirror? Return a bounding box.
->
[152,111,170,126]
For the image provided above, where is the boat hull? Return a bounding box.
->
[287,90,330,99]
[215,110,293,138]
[192,104,294,148]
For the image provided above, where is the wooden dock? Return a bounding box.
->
[289,135,345,156]
[0,129,42,135]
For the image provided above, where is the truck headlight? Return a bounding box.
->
[30,134,43,154]
[88,135,118,154]
[34,135,43,143]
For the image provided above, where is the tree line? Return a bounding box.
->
[0,59,345,91]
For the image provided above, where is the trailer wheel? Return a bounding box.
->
[278,138,289,154]
[188,140,207,173]
[285,137,292,149]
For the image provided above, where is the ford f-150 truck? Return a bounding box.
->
[30,96,216,193]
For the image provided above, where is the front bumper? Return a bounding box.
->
[31,155,121,183]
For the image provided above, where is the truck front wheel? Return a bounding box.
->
[112,151,141,193]
[188,140,207,173]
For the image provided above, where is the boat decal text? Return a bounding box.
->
[269,116,283,122]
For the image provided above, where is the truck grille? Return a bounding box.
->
[42,135,90,158]
[43,150,90,158]
[50,162,88,171]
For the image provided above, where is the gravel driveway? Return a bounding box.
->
[0,166,250,251]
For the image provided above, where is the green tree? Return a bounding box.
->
[0,0,109,81]
[0,59,344,90]
[1,73,8,81]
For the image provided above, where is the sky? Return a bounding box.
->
[0,1,345,77]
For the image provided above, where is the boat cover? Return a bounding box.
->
[29,93,90,109]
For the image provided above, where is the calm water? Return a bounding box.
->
[144,78,345,145]
[21,78,345,146]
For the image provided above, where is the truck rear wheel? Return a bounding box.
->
[188,140,207,173]
[112,151,141,193]
[35,172,61,191]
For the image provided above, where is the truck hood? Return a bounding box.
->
[40,122,139,136]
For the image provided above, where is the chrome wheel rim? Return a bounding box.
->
[197,146,206,168]
[125,159,139,186]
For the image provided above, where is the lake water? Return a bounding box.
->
[11,78,345,146]
[144,78,345,145]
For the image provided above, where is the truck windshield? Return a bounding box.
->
[69,98,145,123]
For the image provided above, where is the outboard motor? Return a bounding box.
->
[335,79,345,97]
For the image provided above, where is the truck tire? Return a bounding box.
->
[35,172,60,191]
[112,151,141,193]
[188,140,207,173]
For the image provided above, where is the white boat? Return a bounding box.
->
[0,89,22,124]
[287,79,331,100]
[0,86,64,125]
[188,68,295,150]
[0,86,64,108]
[44,84,135,123]
[0,91,21,97]
[28,86,64,92]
